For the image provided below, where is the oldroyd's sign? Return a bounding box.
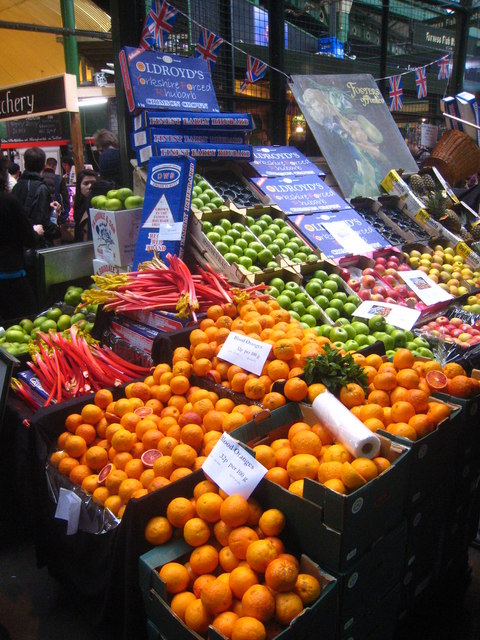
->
[0,74,78,122]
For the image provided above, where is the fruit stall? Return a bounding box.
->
[2,53,480,640]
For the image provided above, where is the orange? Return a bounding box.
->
[272,339,295,362]
[220,495,250,528]
[219,546,241,572]
[64,434,87,459]
[104,495,122,516]
[172,443,197,468]
[171,591,197,622]
[258,509,285,537]
[427,402,451,425]
[193,574,216,598]
[120,411,141,433]
[223,412,248,433]
[386,422,418,441]
[339,383,365,408]
[323,444,352,464]
[373,371,397,391]
[159,562,190,594]
[180,424,204,452]
[148,476,171,492]
[392,348,415,370]
[363,417,384,433]
[409,414,434,438]
[202,410,225,432]
[167,497,196,528]
[195,492,223,523]
[104,469,127,493]
[341,461,367,491]
[113,398,133,418]
[229,565,259,599]
[262,392,287,411]
[184,599,212,634]
[183,517,211,547]
[201,578,233,616]
[311,423,334,445]
[317,461,343,483]
[283,377,308,402]
[406,388,430,412]
[69,464,91,486]
[81,473,100,494]
[359,403,384,422]
[391,401,416,423]
[193,479,218,499]
[190,544,219,575]
[425,369,448,392]
[92,486,110,506]
[85,445,109,471]
[351,457,379,482]
[111,428,135,453]
[287,422,311,440]
[294,573,321,605]
[157,436,178,456]
[94,388,114,409]
[324,478,347,493]
[118,478,143,503]
[448,375,474,398]
[145,516,173,545]
[396,369,420,390]
[65,413,83,434]
[307,383,327,404]
[50,450,68,468]
[443,362,466,379]
[288,479,304,496]
[241,584,275,622]
[228,526,260,560]
[244,378,267,400]
[246,538,278,573]
[231,617,266,640]
[247,498,263,527]
[365,353,383,369]
[367,389,390,407]
[252,445,276,470]
[274,445,293,469]
[265,557,298,593]
[286,454,319,481]
[373,457,391,474]
[274,591,304,625]
[169,467,193,483]
[265,467,290,489]
[212,611,239,639]
[75,423,96,445]
[152,455,174,479]
[81,403,104,426]
[266,360,290,381]
[213,520,232,547]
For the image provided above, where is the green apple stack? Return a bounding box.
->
[246,213,320,265]
[192,175,225,213]
[463,293,480,314]
[91,188,144,211]
[303,269,362,323]
[202,218,278,273]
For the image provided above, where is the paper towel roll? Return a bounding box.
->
[312,390,381,459]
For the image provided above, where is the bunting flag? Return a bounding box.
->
[240,56,268,93]
[195,28,224,73]
[438,54,451,80]
[389,75,403,111]
[415,67,428,99]
[148,0,178,50]
[139,15,156,51]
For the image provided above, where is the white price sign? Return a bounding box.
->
[352,300,421,331]
[398,270,453,306]
[217,331,272,376]
[322,220,373,255]
[202,433,267,499]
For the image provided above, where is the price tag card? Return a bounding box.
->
[217,332,272,376]
[398,270,453,306]
[202,433,267,499]
[352,300,421,331]
[321,220,373,255]
[55,488,82,535]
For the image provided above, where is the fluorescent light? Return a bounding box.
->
[78,97,108,107]
[101,68,115,75]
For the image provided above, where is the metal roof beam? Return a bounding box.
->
[0,19,111,39]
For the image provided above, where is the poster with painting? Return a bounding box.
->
[289,74,419,200]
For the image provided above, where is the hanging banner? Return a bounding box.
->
[289,74,418,201]
[0,74,78,122]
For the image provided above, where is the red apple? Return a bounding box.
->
[371,294,385,302]
[384,297,397,304]
[398,263,411,272]
[372,285,387,297]
[339,268,351,281]
[347,278,361,292]
[358,290,371,300]
[394,285,409,297]
[383,275,397,287]
[375,257,387,266]
[436,316,450,325]
[361,275,376,288]
[460,324,472,333]
[375,264,386,275]
[450,328,463,338]
[362,268,376,277]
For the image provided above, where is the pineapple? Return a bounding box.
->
[460,228,474,245]
[424,189,462,232]
[422,174,436,192]
[471,223,480,242]
[409,174,425,196]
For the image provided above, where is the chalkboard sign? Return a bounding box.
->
[4,114,66,143]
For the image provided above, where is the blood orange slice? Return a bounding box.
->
[141,449,163,468]
[98,462,114,484]
[135,406,153,418]
[425,369,448,391]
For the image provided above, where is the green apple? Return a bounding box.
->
[301,314,317,328]
[306,305,323,320]
[305,280,323,297]
[57,314,72,331]
[277,295,291,309]
[330,326,349,342]
[40,319,57,332]
[325,307,340,321]
[257,248,273,265]
[206,231,222,244]
[105,198,123,211]
[391,330,407,347]
[329,299,344,312]
[33,315,48,328]
[291,301,306,316]
[269,278,285,292]
[267,286,280,298]
[116,187,134,201]
[351,321,370,336]
[343,302,357,316]
[46,307,62,321]
[368,315,387,332]
[106,189,118,199]
[344,339,360,352]
[296,293,311,308]
[313,270,329,282]
[19,318,34,334]
[323,280,339,294]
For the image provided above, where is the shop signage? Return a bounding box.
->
[217,332,272,376]
[353,300,421,331]
[1,114,66,144]
[250,174,350,215]
[289,74,418,200]
[119,46,219,114]
[413,24,455,50]
[0,74,78,122]
[290,209,391,260]
[249,145,325,177]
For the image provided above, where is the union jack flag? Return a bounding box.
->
[438,54,451,80]
[148,0,178,50]
[240,56,268,93]
[415,66,428,99]
[389,75,403,111]
[195,28,224,73]
[139,15,156,51]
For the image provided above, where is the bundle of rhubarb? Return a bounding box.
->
[80,254,265,319]
[11,325,150,408]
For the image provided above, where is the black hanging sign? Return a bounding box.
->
[0,74,78,122]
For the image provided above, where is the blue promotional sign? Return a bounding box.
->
[119,46,219,113]
[249,146,325,177]
[292,210,391,260]
[132,156,195,269]
[251,175,350,215]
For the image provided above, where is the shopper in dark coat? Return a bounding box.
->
[94,129,122,189]
[73,169,97,242]
[0,156,39,320]
[42,157,70,221]
[12,148,60,247]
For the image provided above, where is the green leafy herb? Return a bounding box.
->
[303,344,369,395]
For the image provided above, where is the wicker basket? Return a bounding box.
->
[423,129,480,186]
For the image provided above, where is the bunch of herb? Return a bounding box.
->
[303,344,369,396]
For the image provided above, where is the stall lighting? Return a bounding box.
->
[295,125,305,133]
[78,97,108,107]
[101,68,115,75]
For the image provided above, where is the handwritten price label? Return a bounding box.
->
[217,332,272,376]
[415,209,430,225]
[202,433,267,499]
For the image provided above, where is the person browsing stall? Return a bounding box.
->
[73,169,97,242]
[94,129,122,189]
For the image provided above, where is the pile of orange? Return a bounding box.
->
[144,481,323,640]
[423,361,480,399]
[49,363,264,518]
[335,349,453,443]
[180,299,334,408]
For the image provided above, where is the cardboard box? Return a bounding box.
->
[92,258,130,276]
[232,403,410,571]
[119,47,219,114]
[123,309,199,333]
[132,155,195,269]
[340,584,401,640]
[90,207,142,267]
[248,145,325,178]
[131,128,246,149]
[109,315,159,356]
[132,111,253,132]
[145,141,253,162]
